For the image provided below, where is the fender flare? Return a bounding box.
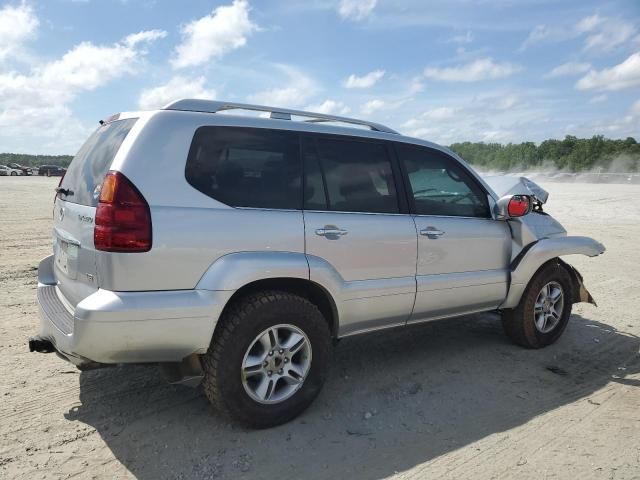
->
[501,236,605,309]
[195,251,310,291]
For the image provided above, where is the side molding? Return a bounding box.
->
[196,251,310,291]
[501,236,605,309]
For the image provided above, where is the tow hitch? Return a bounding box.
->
[28,336,55,353]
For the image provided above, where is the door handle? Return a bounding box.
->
[420,227,445,238]
[316,226,348,237]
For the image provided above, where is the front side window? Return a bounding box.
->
[311,137,399,214]
[397,143,490,217]
[185,127,302,209]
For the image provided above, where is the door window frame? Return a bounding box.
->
[392,142,493,220]
[301,132,409,215]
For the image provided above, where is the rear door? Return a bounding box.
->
[395,143,511,322]
[53,118,137,306]
[303,135,417,336]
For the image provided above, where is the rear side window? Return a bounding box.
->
[185,127,302,210]
[311,137,399,214]
[60,118,137,207]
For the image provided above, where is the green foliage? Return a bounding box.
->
[3,135,640,173]
[450,135,640,172]
[0,153,73,168]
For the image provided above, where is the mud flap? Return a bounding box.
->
[558,259,597,306]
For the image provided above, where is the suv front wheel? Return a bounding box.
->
[502,261,574,349]
[202,290,331,428]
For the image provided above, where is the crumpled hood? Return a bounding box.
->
[482,175,549,204]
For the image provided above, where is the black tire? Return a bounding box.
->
[202,290,331,428]
[502,261,574,349]
[10,172,17,176]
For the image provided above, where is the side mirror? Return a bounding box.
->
[494,194,532,219]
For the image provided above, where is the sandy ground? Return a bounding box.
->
[1,176,639,480]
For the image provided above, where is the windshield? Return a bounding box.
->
[59,118,137,206]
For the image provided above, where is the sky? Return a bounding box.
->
[0,0,639,155]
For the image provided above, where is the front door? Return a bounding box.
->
[394,143,511,323]
[302,135,417,336]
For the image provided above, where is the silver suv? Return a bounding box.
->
[30,100,605,428]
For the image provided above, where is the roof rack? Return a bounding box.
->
[162,99,399,134]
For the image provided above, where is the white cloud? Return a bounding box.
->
[0,30,164,153]
[338,0,376,21]
[519,24,563,51]
[172,0,256,69]
[344,69,385,88]
[450,31,473,44]
[408,76,424,94]
[401,107,458,135]
[305,100,350,115]
[575,14,604,34]
[139,76,216,110]
[124,29,167,48]
[570,99,640,139]
[589,94,608,104]
[422,106,457,121]
[494,94,520,110]
[247,65,317,107]
[576,14,636,53]
[0,3,38,61]
[576,53,640,91]
[39,30,164,93]
[520,15,637,53]
[544,61,591,79]
[424,58,522,82]
[361,99,385,115]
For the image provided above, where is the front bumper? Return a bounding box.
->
[33,255,233,367]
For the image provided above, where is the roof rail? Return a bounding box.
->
[162,99,399,134]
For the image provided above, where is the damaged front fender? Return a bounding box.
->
[501,235,605,309]
[559,259,597,307]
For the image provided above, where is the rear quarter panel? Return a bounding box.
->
[99,111,305,291]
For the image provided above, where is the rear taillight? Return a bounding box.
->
[94,171,152,252]
[507,195,531,217]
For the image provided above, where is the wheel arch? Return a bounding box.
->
[501,235,604,309]
[214,277,340,339]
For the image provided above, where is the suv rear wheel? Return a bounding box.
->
[502,261,574,349]
[202,290,331,428]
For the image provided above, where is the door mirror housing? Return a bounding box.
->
[494,194,532,219]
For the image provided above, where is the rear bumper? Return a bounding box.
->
[34,255,233,367]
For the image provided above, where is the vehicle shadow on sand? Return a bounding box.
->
[65,313,639,479]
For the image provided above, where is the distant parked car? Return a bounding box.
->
[0,165,22,176]
[38,165,66,176]
[8,163,33,175]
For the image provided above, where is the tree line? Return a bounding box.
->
[449,135,640,172]
[2,135,639,172]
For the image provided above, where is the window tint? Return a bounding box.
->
[397,143,490,218]
[185,127,302,209]
[60,118,137,207]
[314,137,399,214]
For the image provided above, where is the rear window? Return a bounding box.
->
[185,127,302,210]
[60,118,137,206]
